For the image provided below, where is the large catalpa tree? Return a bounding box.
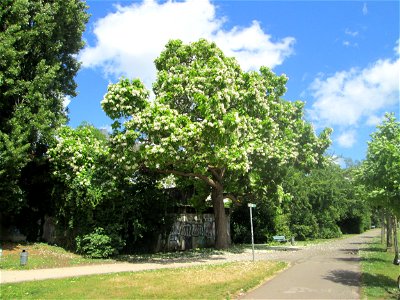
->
[102,39,331,249]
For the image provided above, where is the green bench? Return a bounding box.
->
[272,235,287,243]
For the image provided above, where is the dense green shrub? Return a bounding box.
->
[291,224,317,241]
[75,227,125,258]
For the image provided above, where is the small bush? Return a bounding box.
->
[76,227,124,258]
[318,224,342,239]
[274,213,292,238]
[291,224,317,241]
[233,223,250,244]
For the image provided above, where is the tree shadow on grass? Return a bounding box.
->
[116,245,246,264]
[116,244,300,264]
[232,244,301,252]
[116,249,225,264]
[1,242,26,252]
[359,247,386,253]
[362,272,398,290]
[360,257,388,263]
[335,257,387,263]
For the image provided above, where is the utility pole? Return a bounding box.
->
[248,203,256,262]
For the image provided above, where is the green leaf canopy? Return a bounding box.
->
[360,113,400,217]
[102,39,331,248]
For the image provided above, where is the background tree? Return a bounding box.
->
[102,39,331,249]
[48,124,177,255]
[0,0,88,231]
[358,113,400,263]
[48,124,113,248]
[231,159,371,244]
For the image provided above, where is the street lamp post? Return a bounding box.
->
[248,203,256,262]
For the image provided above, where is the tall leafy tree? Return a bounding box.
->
[360,113,400,216]
[102,39,331,249]
[359,113,400,263]
[0,0,89,216]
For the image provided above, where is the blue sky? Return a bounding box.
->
[68,0,400,164]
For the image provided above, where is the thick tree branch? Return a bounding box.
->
[208,166,224,183]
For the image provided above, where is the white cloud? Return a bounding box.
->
[337,130,357,148]
[366,115,384,126]
[308,42,399,149]
[362,3,368,15]
[342,40,358,48]
[100,125,112,133]
[80,0,295,86]
[63,95,71,108]
[342,29,359,48]
[213,20,295,71]
[308,50,399,127]
[331,155,346,168]
[345,29,358,37]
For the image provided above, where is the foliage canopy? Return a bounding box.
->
[102,39,331,248]
[359,113,400,217]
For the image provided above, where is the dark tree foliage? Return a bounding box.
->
[231,161,371,243]
[283,162,371,239]
[0,0,88,224]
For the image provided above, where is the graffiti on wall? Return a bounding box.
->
[168,217,215,250]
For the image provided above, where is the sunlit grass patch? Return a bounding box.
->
[1,260,288,299]
[360,235,400,299]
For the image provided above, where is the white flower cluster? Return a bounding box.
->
[101,78,150,120]
[48,126,109,191]
[101,40,331,179]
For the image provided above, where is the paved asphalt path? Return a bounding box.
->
[241,229,380,299]
[1,229,379,300]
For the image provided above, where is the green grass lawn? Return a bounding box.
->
[0,242,114,270]
[1,260,287,299]
[360,236,400,299]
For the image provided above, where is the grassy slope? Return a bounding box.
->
[0,242,114,270]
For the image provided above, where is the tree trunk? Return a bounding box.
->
[211,186,230,249]
[387,213,393,249]
[393,215,399,265]
[381,209,385,244]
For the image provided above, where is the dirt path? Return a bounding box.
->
[240,229,379,299]
[1,229,379,298]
